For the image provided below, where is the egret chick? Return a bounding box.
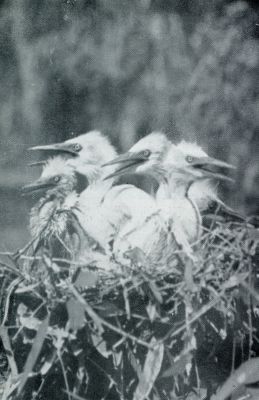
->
[103,132,171,182]
[103,133,196,260]
[29,130,117,181]
[74,181,159,256]
[103,133,234,251]
[22,157,88,255]
[30,131,162,256]
[173,141,243,224]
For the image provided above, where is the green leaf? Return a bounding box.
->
[133,338,164,400]
[212,358,259,400]
[161,352,193,379]
[148,281,163,304]
[185,389,207,399]
[128,350,142,379]
[91,332,110,358]
[146,302,157,322]
[66,297,86,331]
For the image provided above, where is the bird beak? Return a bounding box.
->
[102,152,147,179]
[28,160,47,167]
[21,179,55,194]
[191,156,235,182]
[204,199,246,223]
[191,156,235,170]
[28,142,79,156]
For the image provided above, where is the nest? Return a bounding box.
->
[0,220,259,400]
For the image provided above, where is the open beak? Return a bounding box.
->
[102,152,147,179]
[191,156,235,170]
[21,179,55,195]
[28,142,78,156]
[191,156,235,182]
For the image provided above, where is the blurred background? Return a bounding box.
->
[0,0,258,250]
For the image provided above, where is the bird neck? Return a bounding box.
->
[77,163,118,184]
[168,177,191,199]
[77,164,102,184]
[147,164,169,192]
[157,172,202,241]
[37,190,63,209]
[187,179,218,211]
[34,190,66,223]
[186,187,202,240]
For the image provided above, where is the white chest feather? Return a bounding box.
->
[76,184,158,250]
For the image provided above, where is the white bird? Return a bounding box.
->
[29,130,117,182]
[30,132,236,223]
[171,140,242,224]
[103,132,171,182]
[28,131,160,261]
[103,133,235,255]
[22,157,88,257]
[73,180,160,259]
[170,141,232,208]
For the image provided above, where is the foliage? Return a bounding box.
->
[0,219,259,399]
[0,1,258,210]
[176,1,259,213]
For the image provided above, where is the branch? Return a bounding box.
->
[69,283,153,349]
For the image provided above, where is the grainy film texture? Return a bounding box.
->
[0,1,258,399]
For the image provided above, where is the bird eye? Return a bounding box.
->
[73,143,82,152]
[53,176,61,183]
[142,149,151,158]
[186,155,193,163]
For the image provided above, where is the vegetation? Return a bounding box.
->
[0,1,259,399]
[0,217,259,399]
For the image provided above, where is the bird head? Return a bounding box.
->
[173,141,235,182]
[22,157,88,196]
[103,132,171,181]
[28,131,117,179]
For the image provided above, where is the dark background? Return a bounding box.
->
[0,0,258,250]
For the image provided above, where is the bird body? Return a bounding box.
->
[103,134,196,259]
[29,191,78,241]
[104,132,235,259]
[22,157,89,258]
[156,149,204,243]
[25,158,78,239]
[75,181,159,255]
[155,167,202,257]
[112,209,175,268]
[29,131,164,260]
[26,131,236,266]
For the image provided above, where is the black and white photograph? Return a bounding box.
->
[0,1,259,399]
